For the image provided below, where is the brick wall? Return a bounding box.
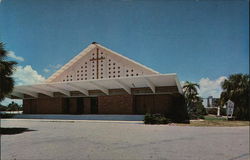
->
[23,98,63,114]
[134,94,174,114]
[98,95,133,114]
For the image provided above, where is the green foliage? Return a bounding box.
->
[144,113,171,124]
[220,108,226,116]
[0,42,17,102]
[165,95,190,123]
[0,102,22,111]
[183,81,207,119]
[206,108,218,115]
[220,74,249,120]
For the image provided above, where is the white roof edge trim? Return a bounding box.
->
[46,44,96,82]
[174,74,183,94]
[15,73,177,87]
[96,44,159,74]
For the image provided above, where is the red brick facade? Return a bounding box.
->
[98,95,134,114]
[23,94,178,115]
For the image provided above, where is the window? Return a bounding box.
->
[81,66,83,69]
[113,71,115,73]
[85,62,87,64]
[118,75,120,77]
[81,78,83,80]
[113,67,115,69]
[136,74,139,76]
[118,71,120,73]
[85,78,87,80]
[63,80,65,82]
[131,74,133,76]
[85,66,87,68]
[118,67,120,69]
[77,78,79,80]
[109,59,111,62]
[113,75,115,78]
[126,74,129,77]
[126,70,128,72]
[77,71,79,73]
[109,76,111,78]
[85,74,87,76]
[131,69,133,72]
[113,63,115,65]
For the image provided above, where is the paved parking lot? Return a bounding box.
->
[1,119,249,160]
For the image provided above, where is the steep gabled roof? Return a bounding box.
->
[46,42,159,83]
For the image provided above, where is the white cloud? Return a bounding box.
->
[1,65,45,106]
[49,64,62,69]
[13,65,46,85]
[43,64,62,73]
[198,76,227,98]
[43,68,50,73]
[7,51,24,61]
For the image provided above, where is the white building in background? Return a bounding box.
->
[202,96,220,108]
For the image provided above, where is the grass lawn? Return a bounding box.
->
[176,115,250,127]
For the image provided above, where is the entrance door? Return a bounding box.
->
[90,97,98,114]
[76,97,84,114]
[63,98,70,114]
[134,95,154,114]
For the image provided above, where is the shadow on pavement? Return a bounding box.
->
[0,127,36,135]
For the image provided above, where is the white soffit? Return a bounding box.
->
[11,74,183,98]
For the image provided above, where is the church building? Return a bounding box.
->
[10,42,184,115]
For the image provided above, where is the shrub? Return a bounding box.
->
[206,108,218,115]
[144,113,171,124]
[220,108,226,116]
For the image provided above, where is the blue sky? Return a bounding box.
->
[0,0,249,101]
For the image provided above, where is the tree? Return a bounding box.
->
[0,43,17,102]
[183,81,206,119]
[220,74,249,120]
[7,101,20,111]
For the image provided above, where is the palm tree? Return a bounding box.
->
[183,81,200,105]
[0,42,17,102]
[220,74,249,120]
[183,81,207,119]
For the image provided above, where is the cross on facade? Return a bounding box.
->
[90,48,105,79]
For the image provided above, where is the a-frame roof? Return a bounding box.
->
[46,42,159,83]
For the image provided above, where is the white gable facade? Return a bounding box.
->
[46,42,158,83]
